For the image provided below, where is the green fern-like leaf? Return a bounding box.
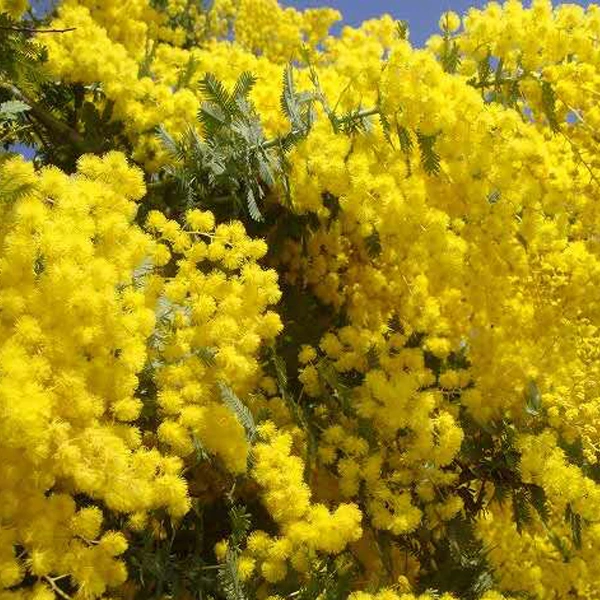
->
[565,503,582,549]
[417,130,441,175]
[0,13,49,94]
[337,107,371,135]
[175,54,200,91]
[528,484,550,525]
[280,64,301,127]
[199,101,228,137]
[396,19,409,40]
[379,111,393,146]
[477,53,492,89]
[217,505,252,600]
[194,346,217,367]
[0,168,34,204]
[272,349,289,396]
[199,72,233,116]
[218,550,247,600]
[218,382,257,442]
[441,41,461,74]
[525,379,542,416]
[541,80,560,132]
[257,153,276,187]
[245,186,263,222]
[232,71,257,106]
[315,358,353,415]
[547,529,571,562]
[365,229,382,258]
[191,435,212,464]
[0,99,30,120]
[512,489,533,534]
[228,505,252,548]
[155,124,180,159]
[280,63,317,140]
[397,125,413,154]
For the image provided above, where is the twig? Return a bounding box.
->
[261,107,380,150]
[560,130,600,190]
[475,477,487,511]
[0,81,85,148]
[43,576,73,600]
[0,25,75,33]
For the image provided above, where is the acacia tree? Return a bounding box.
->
[1,1,600,599]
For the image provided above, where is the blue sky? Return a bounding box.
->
[282,0,593,47]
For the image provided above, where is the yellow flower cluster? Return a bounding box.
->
[41,3,200,168]
[0,154,190,598]
[13,0,600,597]
[349,593,462,600]
[477,500,600,600]
[39,0,338,169]
[145,209,282,474]
[0,151,284,598]
[0,0,27,18]
[435,0,600,205]
[231,0,340,62]
[237,422,362,583]
[273,3,600,595]
[518,432,600,523]
[301,344,464,539]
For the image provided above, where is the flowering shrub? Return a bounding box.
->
[1,0,600,599]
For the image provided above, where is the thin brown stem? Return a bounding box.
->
[0,81,85,148]
[561,130,600,190]
[43,576,73,600]
[0,25,75,33]
[475,477,487,511]
[261,106,380,150]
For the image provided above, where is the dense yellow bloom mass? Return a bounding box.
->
[0,153,187,597]
[236,422,362,582]
[0,154,282,598]
[0,0,27,18]
[147,210,282,473]
[1,0,600,598]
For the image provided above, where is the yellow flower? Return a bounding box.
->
[439,11,461,32]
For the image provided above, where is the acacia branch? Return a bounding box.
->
[43,576,73,600]
[261,106,380,150]
[0,81,85,148]
[475,477,487,511]
[0,25,75,33]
